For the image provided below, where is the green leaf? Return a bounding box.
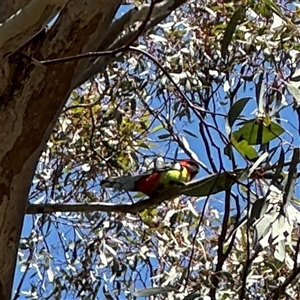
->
[231,137,258,160]
[249,197,269,225]
[256,3,272,19]
[138,142,150,149]
[286,82,300,107]
[152,124,164,134]
[183,170,244,197]
[227,97,251,128]
[271,148,285,185]
[254,213,274,246]
[232,118,284,145]
[291,69,300,82]
[130,98,136,115]
[183,129,198,138]
[158,134,171,140]
[264,0,290,23]
[249,152,269,176]
[221,7,244,59]
[256,73,265,117]
[274,240,286,262]
[283,148,299,207]
[183,292,202,300]
[224,143,234,160]
[71,106,84,114]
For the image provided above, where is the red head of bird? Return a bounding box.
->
[178,159,200,180]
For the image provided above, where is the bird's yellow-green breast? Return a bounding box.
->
[159,168,190,185]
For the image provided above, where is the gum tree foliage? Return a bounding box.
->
[1,0,300,299]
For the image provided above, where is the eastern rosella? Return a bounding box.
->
[101,158,200,196]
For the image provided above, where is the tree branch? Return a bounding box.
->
[0,0,31,23]
[27,187,183,215]
[0,1,67,56]
[98,0,186,51]
[72,0,187,88]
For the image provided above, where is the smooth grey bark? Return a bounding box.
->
[0,0,31,23]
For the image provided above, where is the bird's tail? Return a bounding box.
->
[101,174,144,192]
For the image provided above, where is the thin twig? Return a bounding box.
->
[40,0,157,65]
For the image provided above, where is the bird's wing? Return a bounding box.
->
[101,160,182,192]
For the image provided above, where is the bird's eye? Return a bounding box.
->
[190,165,199,172]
